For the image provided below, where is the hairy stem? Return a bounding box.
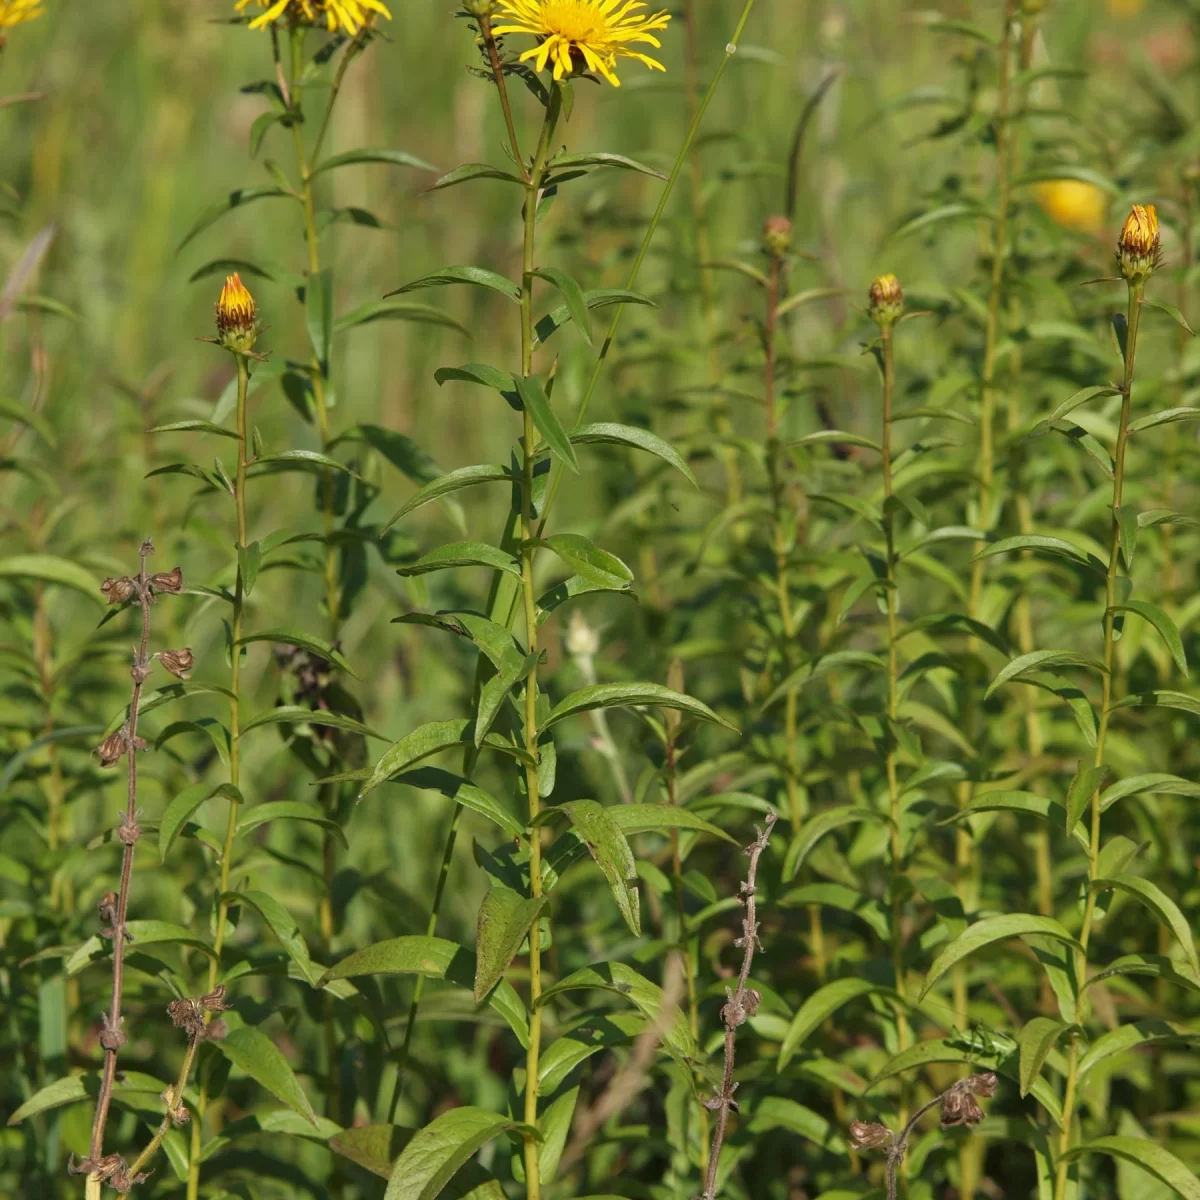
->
[478,13,528,183]
[1052,280,1142,1200]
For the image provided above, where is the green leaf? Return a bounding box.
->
[236,801,348,847]
[311,147,437,176]
[1112,601,1187,674]
[762,651,883,712]
[774,287,846,318]
[1078,1020,1200,1079]
[230,889,317,984]
[241,705,382,739]
[1111,690,1200,719]
[148,419,240,440]
[236,628,355,675]
[746,1097,846,1152]
[544,682,735,732]
[533,289,656,346]
[306,267,333,374]
[66,921,216,976]
[178,186,292,251]
[7,1071,170,1125]
[1101,773,1200,812]
[330,1124,414,1179]
[558,800,641,936]
[1018,1017,1067,1097]
[786,429,881,452]
[160,782,242,861]
[0,396,56,446]
[537,1086,579,1185]
[383,1107,534,1200]
[474,884,546,1000]
[0,554,102,601]
[218,1025,317,1125]
[547,151,666,180]
[434,363,517,395]
[252,449,359,478]
[429,162,526,190]
[890,202,991,240]
[986,649,1105,699]
[1116,504,1139,571]
[778,978,886,1070]
[390,769,523,839]
[569,422,696,486]
[533,267,592,344]
[238,539,261,597]
[384,465,513,531]
[358,719,473,801]
[779,883,890,940]
[538,534,632,589]
[1143,300,1195,337]
[515,374,577,472]
[1091,874,1199,974]
[1129,406,1200,433]
[1065,765,1111,832]
[395,542,522,581]
[607,804,736,844]
[920,915,1081,999]
[334,300,470,338]
[385,266,520,304]
[783,806,890,881]
[1060,1137,1200,1200]
[973,534,1101,571]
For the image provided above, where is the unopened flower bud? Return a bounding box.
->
[762,215,793,256]
[148,566,184,595]
[215,273,259,353]
[158,648,195,679]
[101,576,138,605]
[867,273,904,328]
[848,1120,894,1150]
[95,729,127,768]
[1116,204,1161,282]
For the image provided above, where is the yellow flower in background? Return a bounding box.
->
[1034,180,1108,234]
[1107,0,1145,15]
[0,0,44,31]
[493,0,671,87]
[235,0,391,35]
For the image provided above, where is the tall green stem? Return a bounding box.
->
[188,352,249,1200]
[1052,280,1142,1200]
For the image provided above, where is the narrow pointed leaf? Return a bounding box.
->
[218,1025,317,1125]
[544,683,735,732]
[385,266,520,303]
[474,885,546,1000]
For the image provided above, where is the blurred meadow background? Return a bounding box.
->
[6,0,1200,1198]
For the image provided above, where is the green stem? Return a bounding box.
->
[127,1034,200,1181]
[536,0,757,535]
[1052,280,1142,1200]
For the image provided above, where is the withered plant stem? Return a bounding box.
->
[88,539,154,1168]
[700,811,776,1200]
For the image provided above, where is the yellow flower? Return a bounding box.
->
[1116,203,1161,281]
[0,0,44,32]
[868,273,904,328]
[216,273,259,353]
[1034,180,1108,234]
[235,0,391,36]
[492,0,671,87]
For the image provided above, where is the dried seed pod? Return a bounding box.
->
[158,647,195,679]
[167,997,206,1038]
[200,984,230,1012]
[966,1070,998,1098]
[148,565,184,595]
[95,729,127,767]
[847,1120,894,1150]
[101,576,138,605]
[940,1087,986,1128]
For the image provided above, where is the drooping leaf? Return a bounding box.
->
[985,649,1105,699]
[1018,1017,1068,1097]
[0,554,103,601]
[394,543,521,581]
[532,267,592,344]
[779,978,889,1069]
[385,266,520,303]
[538,534,632,589]
[384,465,513,531]
[558,800,641,936]
[569,422,696,486]
[514,374,578,472]
[218,1025,317,1125]
[159,782,242,861]
[1060,1137,1200,1200]
[236,628,355,675]
[235,801,348,847]
[311,147,437,176]
[607,804,736,844]
[544,683,735,732]
[177,186,293,251]
[474,884,546,1000]
[1111,601,1187,674]
[1090,875,1200,974]
[357,720,473,801]
[334,300,470,338]
[783,806,890,881]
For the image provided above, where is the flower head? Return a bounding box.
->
[847,1120,894,1151]
[215,274,259,353]
[0,0,42,32]
[235,0,391,36]
[1035,180,1107,234]
[1116,203,1161,282]
[762,215,793,257]
[493,0,671,87]
[867,273,904,328]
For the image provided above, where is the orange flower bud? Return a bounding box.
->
[868,273,904,328]
[215,273,259,352]
[1116,204,1161,281]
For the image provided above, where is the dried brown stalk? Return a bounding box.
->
[70,539,190,1193]
[700,810,777,1200]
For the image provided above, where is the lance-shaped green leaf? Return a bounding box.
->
[787,429,882,452]
[383,1107,536,1200]
[779,883,890,940]
[972,534,1103,572]
[557,800,640,936]
[391,768,523,839]
[778,978,890,1070]
[569,422,696,486]
[1129,405,1200,433]
[311,147,437,176]
[1078,1020,1200,1079]
[160,782,242,861]
[235,628,355,675]
[306,266,333,374]
[385,266,520,304]
[762,651,883,712]
[103,681,236,736]
[546,150,666,180]
[985,649,1105,700]
[783,805,890,881]
[533,267,592,343]
[538,961,695,1060]
[229,889,317,983]
[1091,875,1199,974]
[434,362,518,396]
[475,648,537,747]
[1111,690,1200,719]
[746,1097,846,1152]
[1060,1137,1200,1200]
[148,419,240,441]
[920,915,1081,999]
[1111,601,1187,674]
[429,162,526,190]
[252,450,360,478]
[395,542,521,581]
[0,554,103,601]
[1018,1017,1068,1097]
[358,719,473,801]
[241,705,382,739]
[65,921,216,975]
[384,464,513,531]
[537,1086,579,1185]
[7,1070,171,1125]
[514,374,577,472]
[1101,773,1200,812]
[1065,764,1111,832]
[544,682,735,732]
[334,300,470,338]
[537,534,632,589]
[474,884,547,1000]
[533,289,656,345]
[236,801,348,847]
[0,397,56,445]
[177,186,293,251]
[218,1025,317,1125]
[607,804,736,844]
